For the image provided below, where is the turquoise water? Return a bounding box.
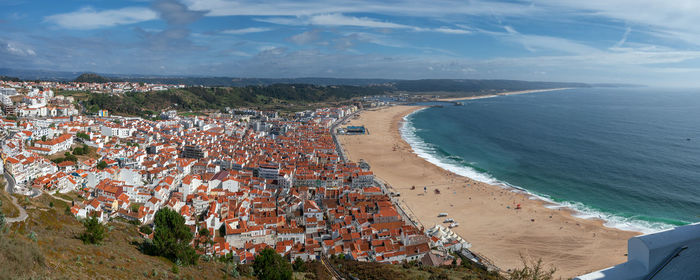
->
[402,88,700,233]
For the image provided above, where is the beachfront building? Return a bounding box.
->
[345,125,366,134]
[575,222,700,280]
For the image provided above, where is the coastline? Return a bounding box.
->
[437,87,572,101]
[338,102,638,278]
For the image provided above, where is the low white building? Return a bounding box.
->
[576,223,700,280]
[100,124,134,138]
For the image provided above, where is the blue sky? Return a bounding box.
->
[2,0,700,86]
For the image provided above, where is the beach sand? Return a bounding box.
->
[438,88,572,101]
[337,104,638,278]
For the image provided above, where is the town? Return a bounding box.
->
[0,78,474,271]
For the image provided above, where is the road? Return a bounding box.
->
[3,170,28,223]
[320,256,344,280]
[330,109,362,163]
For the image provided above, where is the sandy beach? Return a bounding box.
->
[337,103,638,278]
[438,88,572,101]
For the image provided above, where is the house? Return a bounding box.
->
[421,250,460,267]
[34,133,73,154]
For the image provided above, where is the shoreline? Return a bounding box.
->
[338,102,638,278]
[399,106,667,234]
[437,88,572,101]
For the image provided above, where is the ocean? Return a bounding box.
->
[401,87,700,233]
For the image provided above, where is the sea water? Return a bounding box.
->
[401,87,700,233]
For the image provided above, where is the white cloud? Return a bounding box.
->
[257,14,472,36]
[256,13,413,29]
[482,26,599,55]
[288,30,321,44]
[222,27,272,35]
[613,27,632,48]
[184,0,540,18]
[2,41,36,56]
[431,27,472,34]
[534,0,700,46]
[307,13,412,29]
[45,7,158,29]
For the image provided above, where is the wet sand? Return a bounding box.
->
[338,104,638,278]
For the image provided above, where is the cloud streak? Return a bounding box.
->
[45,7,158,29]
[222,27,272,35]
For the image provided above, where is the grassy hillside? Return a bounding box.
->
[0,186,20,218]
[0,193,235,280]
[329,257,503,280]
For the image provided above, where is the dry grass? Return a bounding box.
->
[0,232,46,280]
[1,186,20,218]
[43,143,100,163]
[1,193,233,280]
[330,257,504,280]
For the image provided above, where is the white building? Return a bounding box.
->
[576,223,700,280]
[100,124,134,138]
[33,133,73,155]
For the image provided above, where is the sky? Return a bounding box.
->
[2,0,700,86]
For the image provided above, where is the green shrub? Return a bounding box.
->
[142,208,197,265]
[79,217,105,244]
[139,225,152,235]
[253,248,292,280]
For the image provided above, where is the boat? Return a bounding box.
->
[443,218,454,223]
[449,222,459,228]
[454,102,464,106]
[438,213,448,217]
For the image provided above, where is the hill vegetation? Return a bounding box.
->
[82,84,387,116]
[74,73,115,83]
[0,75,21,82]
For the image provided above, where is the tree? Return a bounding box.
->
[76,132,90,140]
[79,216,105,244]
[0,211,5,230]
[147,208,198,265]
[96,161,108,169]
[292,257,307,272]
[41,135,46,141]
[253,248,292,280]
[65,154,77,162]
[199,227,210,238]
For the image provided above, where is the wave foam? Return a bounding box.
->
[400,108,674,234]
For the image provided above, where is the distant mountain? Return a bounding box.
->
[1,67,614,93]
[74,73,115,83]
[0,75,20,82]
[115,76,396,87]
[0,67,81,81]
